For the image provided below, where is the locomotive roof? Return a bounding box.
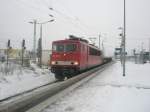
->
[52,39,79,43]
[53,39,100,51]
[53,35,100,51]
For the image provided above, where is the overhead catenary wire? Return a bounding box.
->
[16,0,89,36]
[14,0,114,48]
[49,8,89,35]
[40,0,53,9]
[50,0,96,35]
[39,0,97,36]
[126,37,150,40]
[15,0,97,37]
[15,0,51,17]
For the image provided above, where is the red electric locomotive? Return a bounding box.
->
[50,35,103,80]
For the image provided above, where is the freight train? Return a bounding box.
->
[50,35,106,80]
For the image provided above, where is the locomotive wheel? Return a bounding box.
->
[66,69,76,79]
[66,74,73,79]
[55,74,65,81]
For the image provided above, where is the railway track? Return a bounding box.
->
[0,81,58,102]
[0,61,114,112]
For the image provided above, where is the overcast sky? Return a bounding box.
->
[0,0,150,56]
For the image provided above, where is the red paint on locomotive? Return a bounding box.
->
[50,36,103,80]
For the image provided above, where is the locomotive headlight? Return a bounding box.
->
[51,61,56,65]
[74,61,79,65]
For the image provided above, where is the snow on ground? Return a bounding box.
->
[0,62,55,101]
[43,61,150,112]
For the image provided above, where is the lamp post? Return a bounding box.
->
[118,0,126,76]
[149,38,150,63]
[123,0,126,76]
[29,20,37,62]
[29,17,54,65]
[37,19,55,67]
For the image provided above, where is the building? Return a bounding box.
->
[42,50,52,66]
[0,49,7,62]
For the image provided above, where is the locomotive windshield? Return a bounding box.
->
[53,44,76,52]
[53,44,64,52]
[65,44,76,52]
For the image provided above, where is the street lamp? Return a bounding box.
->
[123,0,126,77]
[49,8,53,10]
[37,19,55,67]
[149,38,150,63]
[37,19,54,25]
[28,20,37,62]
[28,17,54,65]
[49,14,54,17]
[118,0,126,76]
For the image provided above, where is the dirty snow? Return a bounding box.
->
[0,62,55,101]
[43,61,150,112]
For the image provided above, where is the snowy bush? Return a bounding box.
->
[0,62,22,75]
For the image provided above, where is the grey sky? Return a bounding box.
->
[0,0,150,56]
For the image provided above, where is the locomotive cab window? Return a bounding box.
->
[65,44,76,52]
[53,44,76,52]
[52,44,64,52]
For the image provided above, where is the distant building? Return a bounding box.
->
[42,50,52,66]
[0,48,31,61]
[0,49,7,62]
[114,48,122,59]
[0,48,52,65]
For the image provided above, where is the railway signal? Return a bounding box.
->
[21,39,26,66]
[6,39,12,65]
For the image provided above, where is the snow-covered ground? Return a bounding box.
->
[43,61,150,112]
[0,62,55,101]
